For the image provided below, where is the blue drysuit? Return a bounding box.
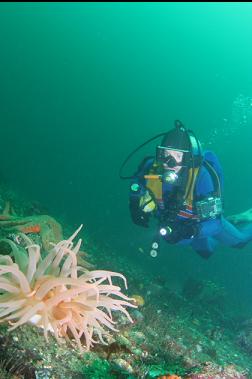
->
[129,151,252,258]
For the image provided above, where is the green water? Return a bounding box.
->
[1,2,252,312]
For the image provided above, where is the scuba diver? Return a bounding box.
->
[120,120,252,259]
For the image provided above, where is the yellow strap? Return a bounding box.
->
[144,167,200,207]
[146,176,163,200]
[184,167,199,206]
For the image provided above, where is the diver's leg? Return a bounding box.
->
[214,217,252,247]
[191,237,218,259]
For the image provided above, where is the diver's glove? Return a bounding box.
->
[129,199,149,227]
[160,221,198,244]
[139,191,156,213]
[129,189,155,227]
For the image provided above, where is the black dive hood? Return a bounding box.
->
[157,120,203,170]
[119,120,203,180]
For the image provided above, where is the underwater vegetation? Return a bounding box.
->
[0,199,64,251]
[0,331,39,378]
[0,188,251,378]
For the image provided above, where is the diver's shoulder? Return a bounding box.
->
[203,150,219,160]
[203,150,222,166]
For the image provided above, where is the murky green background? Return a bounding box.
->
[1,2,252,311]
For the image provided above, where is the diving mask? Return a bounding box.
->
[156,146,186,184]
[156,146,187,168]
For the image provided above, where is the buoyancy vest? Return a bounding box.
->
[144,151,223,223]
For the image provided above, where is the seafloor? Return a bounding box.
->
[0,184,251,379]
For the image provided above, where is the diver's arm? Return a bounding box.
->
[129,158,155,227]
